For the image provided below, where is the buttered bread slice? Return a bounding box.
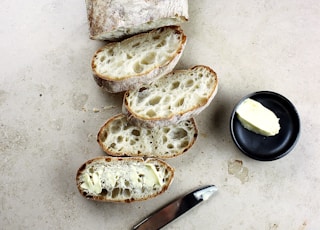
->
[76,157,174,202]
[123,65,218,128]
[92,26,187,93]
[97,114,198,158]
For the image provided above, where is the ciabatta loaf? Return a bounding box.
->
[85,0,188,41]
[97,114,198,158]
[123,65,218,128]
[76,157,174,202]
[92,26,187,93]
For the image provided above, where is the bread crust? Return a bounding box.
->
[92,26,187,93]
[76,156,174,202]
[123,65,219,128]
[85,0,188,41]
[97,114,198,158]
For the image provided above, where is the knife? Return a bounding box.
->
[132,185,218,230]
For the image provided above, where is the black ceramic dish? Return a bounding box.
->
[230,91,300,161]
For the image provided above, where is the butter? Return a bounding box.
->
[145,164,163,187]
[131,164,163,188]
[236,98,280,136]
[81,172,102,194]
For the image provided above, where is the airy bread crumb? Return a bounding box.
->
[97,114,198,158]
[92,26,187,93]
[123,65,218,128]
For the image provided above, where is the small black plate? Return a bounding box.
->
[230,91,300,161]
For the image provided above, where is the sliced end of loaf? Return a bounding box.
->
[92,26,187,93]
[123,65,218,128]
[90,18,188,41]
[85,0,188,41]
[76,157,174,202]
[97,114,198,158]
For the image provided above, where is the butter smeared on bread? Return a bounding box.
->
[76,157,174,203]
[92,26,187,93]
[97,114,198,158]
[123,65,218,128]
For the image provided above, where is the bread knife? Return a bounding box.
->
[132,185,218,230]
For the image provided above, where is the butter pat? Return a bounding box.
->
[236,98,280,136]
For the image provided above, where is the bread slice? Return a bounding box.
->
[76,156,174,202]
[92,26,187,93]
[97,114,198,158]
[85,0,188,41]
[123,65,218,128]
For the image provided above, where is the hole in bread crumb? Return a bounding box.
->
[149,96,161,105]
[146,110,156,117]
[100,189,108,196]
[152,34,161,40]
[100,56,106,62]
[99,130,108,141]
[167,144,174,149]
[175,98,184,107]
[185,79,194,87]
[126,53,132,59]
[162,136,168,143]
[141,52,156,65]
[117,136,123,143]
[107,49,114,56]
[111,124,121,133]
[180,140,189,148]
[124,189,131,197]
[162,127,170,133]
[130,140,136,145]
[198,97,207,105]
[170,81,180,90]
[132,129,140,136]
[171,128,188,139]
[133,62,144,73]
[112,188,120,198]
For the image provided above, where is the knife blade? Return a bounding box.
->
[132,185,218,230]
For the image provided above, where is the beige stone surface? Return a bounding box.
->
[1,0,319,229]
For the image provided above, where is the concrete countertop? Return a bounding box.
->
[1,0,320,229]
